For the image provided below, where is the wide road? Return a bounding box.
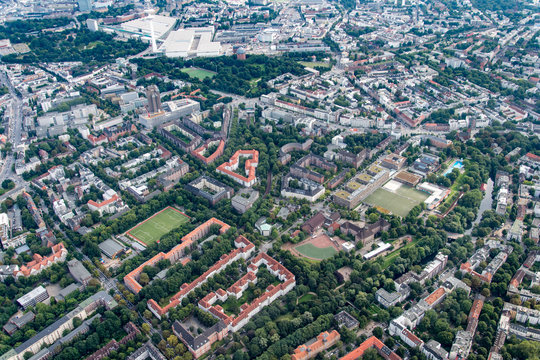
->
[0,70,25,190]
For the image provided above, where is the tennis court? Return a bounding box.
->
[127,207,190,246]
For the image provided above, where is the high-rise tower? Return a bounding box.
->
[146,85,162,114]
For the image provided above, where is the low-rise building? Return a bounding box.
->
[381,153,406,170]
[3,312,35,335]
[17,286,48,309]
[334,311,359,330]
[376,286,410,308]
[291,330,340,360]
[67,259,92,286]
[340,336,402,360]
[231,189,259,214]
[99,239,126,259]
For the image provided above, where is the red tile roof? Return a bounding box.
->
[15,243,67,277]
[468,298,484,321]
[216,150,259,185]
[292,330,341,360]
[192,139,225,165]
[87,194,120,208]
[124,217,229,294]
[526,153,540,163]
[424,287,446,306]
[340,336,401,360]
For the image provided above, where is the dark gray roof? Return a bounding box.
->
[3,322,16,334]
[67,259,92,283]
[11,311,35,328]
[27,348,49,360]
[14,315,70,354]
[57,284,81,300]
[99,239,125,258]
[173,320,227,351]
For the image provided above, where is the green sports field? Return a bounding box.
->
[295,243,337,260]
[181,67,216,80]
[364,185,428,217]
[299,61,331,69]
[127,207,190,245]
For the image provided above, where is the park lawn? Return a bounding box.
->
[299,61,331,68]
[276,313,294,321]
[367,304,382,315]
[80,41,103,50]
[181,67,216,80]
[437,170,465,212]
[127,207,190,245]
[249,78,261,86]
[298,293,317,304]
[382,238,419,269]
[295,243,337,260]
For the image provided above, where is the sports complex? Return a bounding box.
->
[287,234,341,261]
[363,180,428,217]
[126,206,190,246]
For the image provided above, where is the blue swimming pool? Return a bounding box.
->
[443,160,464,176]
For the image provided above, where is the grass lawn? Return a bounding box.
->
[382,238,419,269]
[82,41,103,50]
[367,304,382,314]
[127,207,190,246]
[364,185,428,217]
[276,314,294,321]
[181,67,216,80]
[298,293,316,304]
[295,243,337,260]
[299,61,331,68]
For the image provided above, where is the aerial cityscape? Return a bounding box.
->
[0,0,538,359]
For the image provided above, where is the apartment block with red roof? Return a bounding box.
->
[191,138,225,165]
[124,218,231,294]
[340,336,402,360]
[172,240,295,359]
[147,235,255,319]
[14,243,68,277]
[291,330,340,360]
[87,193,126,215]
[216,150,259,187]
[520,152,540,167]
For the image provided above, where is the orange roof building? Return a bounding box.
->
[292,330,340,360]
[340,336,402,360]
[147,235,255,319]
[87,194,122,215]
[14,242,68,277]
[525,152,540,164]
[216,150,259,187]
[173,241,296,358]
[124,217,230,294]
[423,287,446,307]
[191,139,225,165]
